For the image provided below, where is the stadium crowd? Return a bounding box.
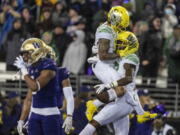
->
[0,0,180,135]
[0,0,180,82]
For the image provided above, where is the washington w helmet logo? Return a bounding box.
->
[32,42,40,48]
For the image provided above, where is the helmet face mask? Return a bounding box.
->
[115,31,139,57]
[108,6,130,32]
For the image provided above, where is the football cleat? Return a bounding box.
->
[137,111,158,123]
[86,100,98,121]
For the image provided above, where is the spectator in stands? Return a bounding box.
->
[152,118,176,135]
[140,16,163,78]
[35,8,53,37]
[35,0,57,9]
[41,31,61,65]
[0,0,22,46]
[53,24,72,66]
[151,105,176,135]
[0,92,21,135]
[91,2,108,32]
[21,6,35,36]
[66,7,85,33]
[162,4,178,40]
[140,2,155,22]
[0,1,21,26]
[3,18,30,71]
[163,24,180,83]
[62,30,87,74]
[133,21,149,40]
[52,1,68,27]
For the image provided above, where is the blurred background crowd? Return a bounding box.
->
[0,0,180,82]
[0,0,180,135]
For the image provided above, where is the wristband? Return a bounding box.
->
[36,80,41,91]
[21,68,28,77]
[18,120,24,124]
[110,81,118,88]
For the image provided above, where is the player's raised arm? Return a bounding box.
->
[24,69,55,92]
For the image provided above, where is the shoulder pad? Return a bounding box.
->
[41,58,57,71]
[124,54,139,64]
[58,67,70,81]
[97,25,113,34]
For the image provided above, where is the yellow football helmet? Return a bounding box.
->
[114,31,139,57]
[20,38,52,65]
[108,6,130,32]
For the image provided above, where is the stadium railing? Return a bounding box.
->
[0,71,179,117]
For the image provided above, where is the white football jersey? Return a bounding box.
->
[114,54,140,91]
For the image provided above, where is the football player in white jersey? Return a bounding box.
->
[86,5,130,119]
[80,28,158,135]
[86,5,157,122]
[80,31,137,135]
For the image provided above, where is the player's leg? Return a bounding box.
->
[125,90,158,123]
[81,97,133,135]
[93,97,133,126]
[79,120,100,135]
[125,90,145,114]
[86,61,124,121]
[113,115,129,135]
[42,114,63,135]
[28,112,43,135]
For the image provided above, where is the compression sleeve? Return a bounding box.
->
[62,87,74,116]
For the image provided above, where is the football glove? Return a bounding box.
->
[17,120,25,135]
[62,116,73,134]
[13,56,28,77]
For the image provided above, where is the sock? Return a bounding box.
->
[107,89,117,101]
[93,99,104,107]
[79,123,96,135]
[134,95,145,115]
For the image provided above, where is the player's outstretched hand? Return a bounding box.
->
[95,84,110,94]
[17,120,25,135]
[62,116,73,134]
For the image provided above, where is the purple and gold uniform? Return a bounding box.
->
[27,58,63,135]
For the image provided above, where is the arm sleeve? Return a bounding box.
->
[62,87,74,116]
